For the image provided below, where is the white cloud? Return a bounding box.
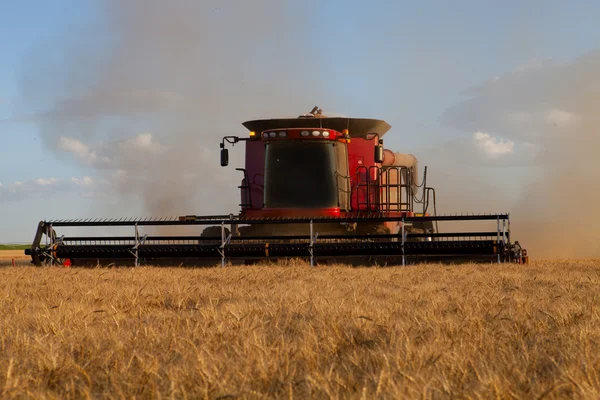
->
[473,132,515,158]
[70,176,94,187]
[122,132,164,153]
[34,177,58,186]
[134,133,153,148]
[58,136,90,156]
[57,133,164,171]
[545,108,580,127]
[58,136,98,163]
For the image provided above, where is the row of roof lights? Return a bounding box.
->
[263,131,288,138]
[301,130,330,137]
[262,130,331,138]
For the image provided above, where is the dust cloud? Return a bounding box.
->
[18,0,322,217]
[441,51,600,258]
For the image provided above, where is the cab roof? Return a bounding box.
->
[242,117,392,138]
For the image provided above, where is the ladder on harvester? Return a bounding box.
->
[355,165,413,212]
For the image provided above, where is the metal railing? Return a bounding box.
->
[355,165,413,212]
[29,214,512,267]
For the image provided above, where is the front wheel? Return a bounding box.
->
[200,226,231,245]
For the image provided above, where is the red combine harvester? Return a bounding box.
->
[25,107,528,266]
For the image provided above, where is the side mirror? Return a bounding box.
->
[220,148,229,167]
[374,140,384,163]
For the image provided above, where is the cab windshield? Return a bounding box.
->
[264,141,338,208]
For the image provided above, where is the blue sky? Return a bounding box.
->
[1,1,600,244]
[0,1,109,193]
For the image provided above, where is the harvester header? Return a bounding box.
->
[25,107,528,266]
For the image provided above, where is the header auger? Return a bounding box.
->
[25,107,528,266]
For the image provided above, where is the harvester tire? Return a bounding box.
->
[356,223,390,235]
[356,223,390,242]
[201,226,231,239]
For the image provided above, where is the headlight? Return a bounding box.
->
[311,130,320,137]
[269,132,277,138]
[322,131,330,137]
[263,132,269,138]
[300,130,310,137]
[278,131,287,137]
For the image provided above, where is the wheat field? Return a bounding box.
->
[0,260,599,399]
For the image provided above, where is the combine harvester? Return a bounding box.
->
[25,107,528,266]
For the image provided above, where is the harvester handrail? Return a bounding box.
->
[57,231,506,243]
[44,213,510,227]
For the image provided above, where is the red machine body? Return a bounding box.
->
[238,117,418,237]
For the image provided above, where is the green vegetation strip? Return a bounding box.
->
[0,244,30,251]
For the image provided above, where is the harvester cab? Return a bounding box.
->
[25,107,528,267]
